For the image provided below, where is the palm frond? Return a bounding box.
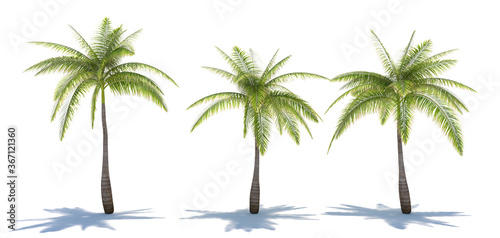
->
[243,103,254,138]
[421,78,475,92]
[59,80,95,140]
[269,91,320,123]
[332,71,392,90]
[270,103,301,144]
[106,71,163,93]
[325,83,388,114]
[399,31,416,70]
[190,97,246,132]
[118,29,142,52]
[408,93,463,155]
[187,92,246,109]
[379,98,395,125]
[262,54,291,81]
[232,46,256,74]
[267,72,326,85]
[328,92,393,153]
[107,46,135,61]
[69,25,98,60]
[273,97,314,139]
[51,71,95,121]
[215,46,241,73]
[402,39,432,70]
[267,84,293,94]
[97,25,126,71]
[28,41,89,59]
[92,17,113,58]
[104,25,126,56]
[261,49,280,80]
[253,112,272,154]
[371,31,397,76]
[409,59,457,78]
[108,62,177,87]
[423,49,457,62]
[397,98,414,143]
[107,75,168,111]
[202,66,236,82]
[412,84,469,113]
[90,85,100,128]
[25,56,93,76]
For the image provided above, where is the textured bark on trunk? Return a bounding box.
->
[101,102,114,214]
[397,129,411,214]
[249,138,260,214]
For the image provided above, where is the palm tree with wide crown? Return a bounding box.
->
[26,18,177,214]
[188,46,324,214]
[327,31,475,214]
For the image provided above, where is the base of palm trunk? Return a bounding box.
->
[400,206,411,214]
[399,181,411,214]
[249,206,259,214]
[102,189,114,214]
[103,205,114,214]
[250,138,260,214]
[397,129,411,214]
[399,196,411,214]
[249,183,260,214]
[101,177,114,214]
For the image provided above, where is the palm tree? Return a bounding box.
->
[188,46,324,214]
[25,18,177,214]
[326,31,475,214]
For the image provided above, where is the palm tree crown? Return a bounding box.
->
[188,46,324,153]
[327,31,475,154]
[26,17,177,139]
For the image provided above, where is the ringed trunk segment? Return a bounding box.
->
[101,102,114,214]
[249,138,260,214]
[397,129,411,214]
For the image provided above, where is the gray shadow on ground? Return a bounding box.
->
[18,207,161,233]
[182,205,315,232]
[324,203,467,229]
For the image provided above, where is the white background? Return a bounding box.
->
[1,0,499,237]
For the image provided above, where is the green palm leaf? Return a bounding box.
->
[51,71,96,121]
[187,92,246,109]
[90,85,100,128]
[408,93,463,154]
[108,62,177,86]
[371,30,398,76]
[59,80,95,140]
[329,92,392,153]
[190,96,246,132]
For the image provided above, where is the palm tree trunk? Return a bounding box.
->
[101,101,114,214]
[397,129,411,214]
[249,137,260,214]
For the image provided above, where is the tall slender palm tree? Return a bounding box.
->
[188,46,324,214]
[25,18,177,214]
[326,31,475,214]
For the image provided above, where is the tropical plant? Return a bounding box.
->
[188,46,324,214]
[326,31,475,214]
[25,18,177,214]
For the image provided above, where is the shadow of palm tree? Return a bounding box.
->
[182,205,315,232]
[324,204,467,229]
[18,207,161,233]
